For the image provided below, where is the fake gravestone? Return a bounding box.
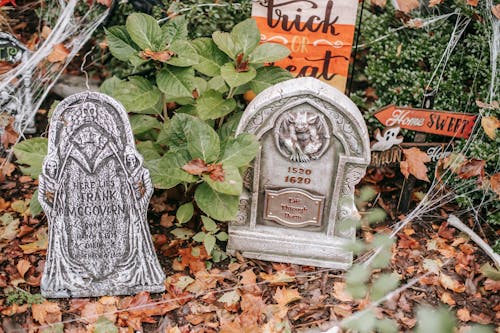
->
[38,92,165,297]
[227,77,370,269]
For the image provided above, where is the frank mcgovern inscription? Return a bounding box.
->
[227,77,370,269]
[38,92,165,298]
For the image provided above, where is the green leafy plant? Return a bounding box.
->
[103,14,291,221]
[5,287,44,306]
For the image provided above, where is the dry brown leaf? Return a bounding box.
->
[332,282,353,302]
[81,302,104,324]
[273,287,301,307]
[19,227,48,254]
[481,116,500,140]
[0,158,15,183]
[1,118,19,149]
[490,173,500,199]
[400,147,431,182]
[371,0,386,8]
[440,292,456,305]
[457,308,471,322]
[396,0,419,13]
[32,301,62,324]
[439,273,465,293]
[47,43,69,63]
[457,159,485,180]
[41,26,52,39]
[484,278,500,292]
[260,271,295,285]
[429,0,444,7]
[141,49,175,63]
[97,0,112,7]
[207,163,225,182]
[16,259,31,279]
[467,0,478,7]
[492,4,500,19]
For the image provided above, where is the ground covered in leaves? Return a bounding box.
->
[0,156,499,332]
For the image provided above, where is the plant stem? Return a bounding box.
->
[227,87,236,99]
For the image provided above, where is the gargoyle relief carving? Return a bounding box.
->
[275,109,330,163]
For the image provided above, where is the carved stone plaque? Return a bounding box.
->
[264,188,324,227]
[227,78,371,269]
[38,92,165,298]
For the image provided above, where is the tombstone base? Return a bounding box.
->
[227,225,353,269]
[42,283,165,299]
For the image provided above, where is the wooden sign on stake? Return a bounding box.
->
[374,104,477,139]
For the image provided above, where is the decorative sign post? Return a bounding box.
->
[374,104,477,139]
[0,32,35,133]
[252,0,359,92]
[39,92,165,298]
[227,77,370,269]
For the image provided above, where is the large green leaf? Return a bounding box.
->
[156,66,195,104]
[136,141,162,161]
[13,138,48,179]
[176,202,194,224]
[100,76,122,96]
[212,31,239,60]
[249,66,293,94]
[221,133,259,167]
[249,43,291,64]
[220,63,256,88]
[207,76,229,94]
[146,151,196,189]
[157,113,192,149]
[194,183,239,221]
[126,13,163,51]
[231,19,261,55]
[195,90,236,120]
[192,38,230,77]
[203,164,242,196]
[30,190,42,217]
[129,115,161,136]
[161,15,188,45]
[113,76,162,114]
[218,111,242,143]
[166,40,199,67]
[105,26,144,66]
[186,118,220,163]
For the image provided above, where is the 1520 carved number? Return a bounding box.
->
[284,176,311,184]
[287,167,312,175]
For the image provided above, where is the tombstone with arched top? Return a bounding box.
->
[227,77,370,269]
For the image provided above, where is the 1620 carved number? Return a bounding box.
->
[284,176,311,184]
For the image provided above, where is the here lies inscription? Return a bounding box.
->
[38,92,165,298]
[227,77,370,269]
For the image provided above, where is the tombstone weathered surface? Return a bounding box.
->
[38,92,165,298]
[227,77,370,269]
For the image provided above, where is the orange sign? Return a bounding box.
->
[252,0,359,92]
[374,105,477,139]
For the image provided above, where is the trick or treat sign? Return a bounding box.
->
[252,0,359,92]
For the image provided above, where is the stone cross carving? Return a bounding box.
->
[227,77,371,269]
[38,92,165,298]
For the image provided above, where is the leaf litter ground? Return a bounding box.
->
[0,157,499,332]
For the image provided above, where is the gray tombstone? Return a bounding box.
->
[38,92,165,298]
[0,32,35,134]
[227,78,370,269]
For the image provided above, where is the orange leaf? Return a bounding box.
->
[395,0,419,13]
[371,0,386,7]
[429,0,444,7]
[182,158,208,175]
[467,0,478,6]
[332,282,353,302]
[492,4,500,19]
[81,302,104,324]
[481,116,500,140]
[207,163,225,182]
[16,259,31,279]
[141,49,175,63]
[32,301,62,324]
[439,273,465,293]
[440,292,455,305]
[1,117,19,149]
[490,173,500,199]
[457,159,485,180]
[97,0,112,7]
[47,43,69,63]
[483,278,500,292]
[457,308,471,322]
[273,287,301,307]
[400,147,431,182]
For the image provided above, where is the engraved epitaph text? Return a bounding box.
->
[39,92,165,298]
